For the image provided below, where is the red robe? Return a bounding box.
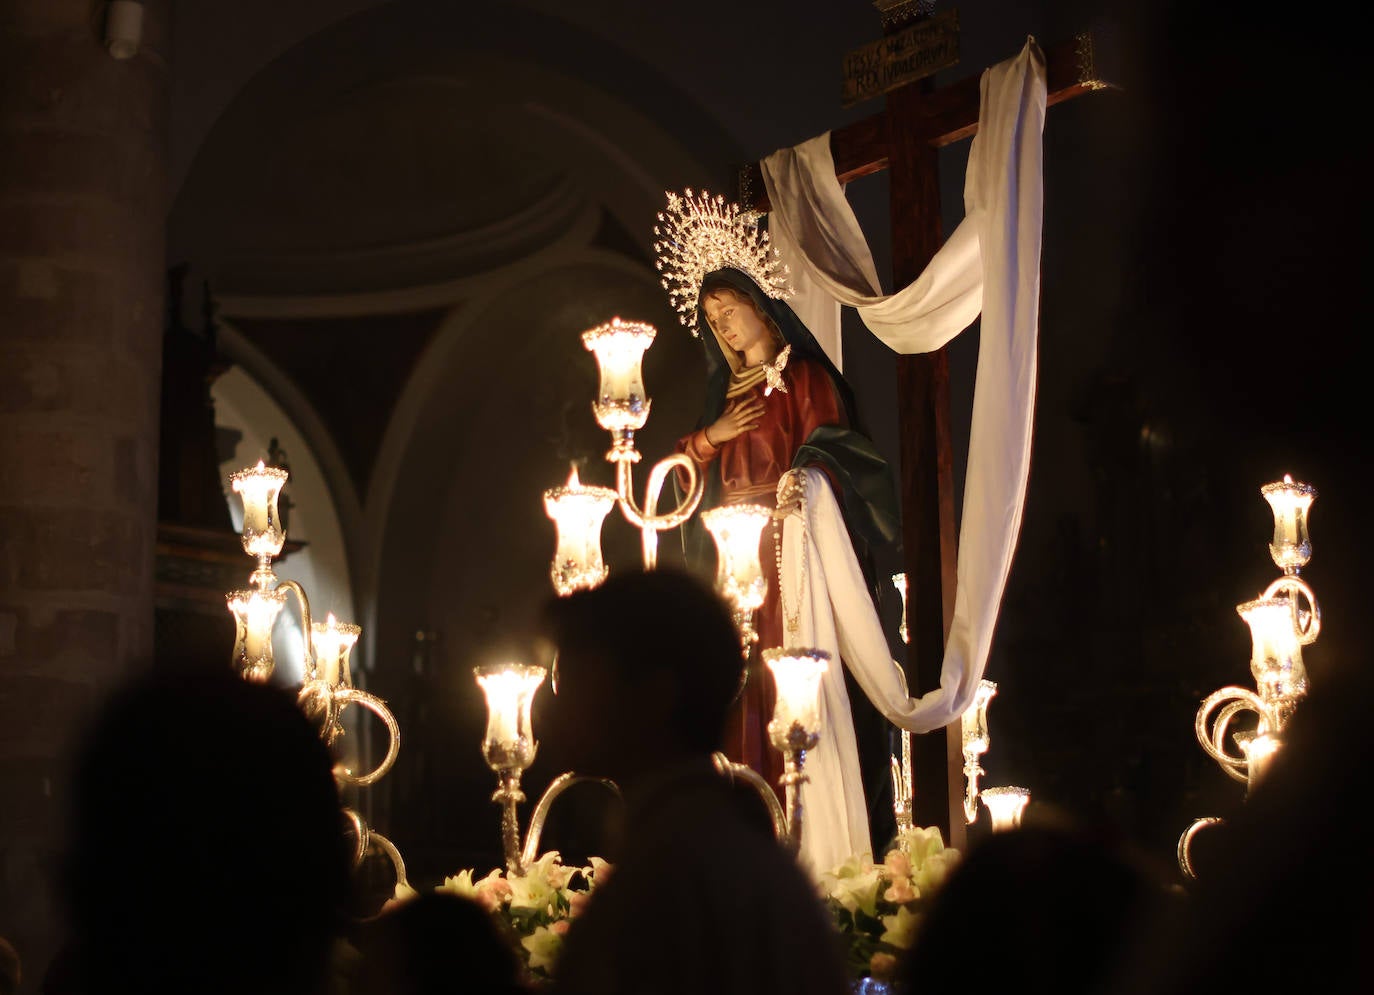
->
[678,357,847,790]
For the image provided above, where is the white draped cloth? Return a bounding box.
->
[763,38,1047,874]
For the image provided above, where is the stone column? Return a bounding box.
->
[0,0,169,984]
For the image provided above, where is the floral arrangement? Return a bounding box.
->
[818,825,961,984]
[387,827,954,987]
[390,852,608,984]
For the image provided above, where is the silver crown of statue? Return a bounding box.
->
[652,188,793,337]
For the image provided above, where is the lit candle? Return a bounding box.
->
[230,461,290,558]
[311,612,361,686]
[763,648,829,749]
[1236,596,1308,703]
[1261,475,1315,573]
[227,587,288,680]
[1236,730,1282,793]
[474,664,546,772]
[702,504,772,615]
[543,465,619,596]
[980,785,1030,831]
[582,318,656,432]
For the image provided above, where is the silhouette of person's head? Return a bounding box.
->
[58,667,350,995]
[351,892,522,995]
[899,822,1171,995]
[538,567,744,784]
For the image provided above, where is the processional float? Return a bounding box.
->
[219,188,1027,889]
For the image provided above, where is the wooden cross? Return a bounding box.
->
[739,5,1111,850]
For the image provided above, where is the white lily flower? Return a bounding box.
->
[879,905,923,950]
[521,924,564,974]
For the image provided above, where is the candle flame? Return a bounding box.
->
[255,459,265,471]
[567,464,581,488]
[326,611,337,625]
[1283,473,1293,483]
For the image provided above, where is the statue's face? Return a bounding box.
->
[703,288,770,355]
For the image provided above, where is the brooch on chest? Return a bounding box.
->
[761,345,791,397]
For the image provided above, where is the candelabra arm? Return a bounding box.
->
[638,457,672,569]
[780,750,809,853]
[613,450,704,541]
[368,830,410,892]
[332,688,401,787]
[712,752,788,842]
[890,756,912,835]
[1177,816,1224,879]
[732,609,759,658]
[774,722,819,853]
[342,807,409,891]
[962,759,985,824]
[493,770,526,874]
[1196,686,1266,783]
[343,807,370,868]
[890,730,913,841]
[275,578,315,667]
[520,772,623,869]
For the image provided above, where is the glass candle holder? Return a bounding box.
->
[961,679,998,758]
[582,318,656,433]
[980,785,1030,831]
[230,461,290,559]
[474,664,546,772]
[1236,596,1309,705]
[227,587,288,681]
[763,647,829,851]
[763,647,829,749]
[1261,475,1315,574]
[311,613,361,687]
[960,679,998,823]
[543,465,618,596]
[702,504,772,615]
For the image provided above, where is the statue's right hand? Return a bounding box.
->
[704,395,766,446]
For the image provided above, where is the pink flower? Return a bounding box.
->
[869,953,898,980]
[551,919,571,936]
[882,850,911,879]
[474,877,512,912]
[884,878,918,904]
